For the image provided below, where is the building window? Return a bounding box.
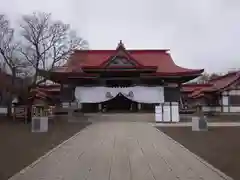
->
[229,95,240,105]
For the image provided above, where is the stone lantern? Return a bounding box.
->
[192,103,208,131]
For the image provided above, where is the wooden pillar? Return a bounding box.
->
[137,103,141,111]
[68,107,73,119]
[170,102,172,122]
[130,103,133,111]
[98,103,102,112]
[78,102,82,110]
[177,82,182,107]
[227,90,230,113]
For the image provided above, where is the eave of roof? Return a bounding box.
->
[181,83,213,92]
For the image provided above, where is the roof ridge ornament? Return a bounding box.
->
[117,40,125,49]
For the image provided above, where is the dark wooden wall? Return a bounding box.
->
[60,85,75,102]
[164,87,180,102]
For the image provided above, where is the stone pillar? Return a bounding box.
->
[192,116,208,131]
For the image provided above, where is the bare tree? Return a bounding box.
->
[0,15,29,75]
[195,73,210,84]
[0,61,7,72]
[18,12,88,122]
[19,12,88,88]
[194,72,221,84]
[0,14,29,116]
[209,73,220,80]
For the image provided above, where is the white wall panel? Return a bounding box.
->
[223,106,229,113]
[171,102,179,122]
[155,105,163,122]
[230,106,240,112]
[222,96,229,106]
[163,103,171,122]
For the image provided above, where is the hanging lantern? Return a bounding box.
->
[127,91,134,98]
[106,92,113,98]
[123,91,134,98]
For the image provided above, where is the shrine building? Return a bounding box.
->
[181,71,240,114]
[39,41,203,121]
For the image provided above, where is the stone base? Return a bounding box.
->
[192,116,208,131]
[32,116,48,132]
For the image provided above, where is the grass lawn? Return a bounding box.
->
[158,126,240,180]
[0,116,91,180]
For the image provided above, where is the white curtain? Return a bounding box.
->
[119,86,164,103]
[74,87,115,103]
[74,86,164,104]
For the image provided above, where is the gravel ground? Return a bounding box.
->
[0,116,90,180]
[159,126,240,180]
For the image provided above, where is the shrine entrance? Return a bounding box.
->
[102,93,137,112]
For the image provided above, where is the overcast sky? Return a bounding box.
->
[1,0,240,73]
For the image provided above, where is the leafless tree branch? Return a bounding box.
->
[0,14,30,75]
[19,12,88,87]
[0,14,32,116]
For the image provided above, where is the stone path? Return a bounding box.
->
[10,122,232,180]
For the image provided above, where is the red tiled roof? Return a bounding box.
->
[190,92,205,99]
[189,71,240,98]
[190,89,205,98]
[63,50,203,74]
[208,72,240,90]
[181,83,212,92]
[29,88,48,99]
[53,42,204,76]
[38,84,61,92]
[30,84,61,100]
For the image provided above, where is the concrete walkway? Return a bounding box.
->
[10,122,232,180]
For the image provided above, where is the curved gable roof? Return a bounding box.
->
[54,41,204,76]
[61,51,203,75]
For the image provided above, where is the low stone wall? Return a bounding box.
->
[202,106,240,113]
[202,106,221,113]
[229,106,240,112]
